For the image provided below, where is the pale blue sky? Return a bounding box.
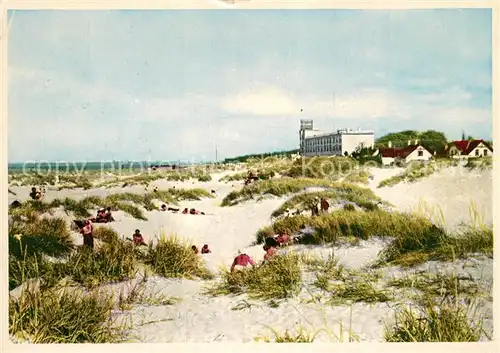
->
[8,9,492,162]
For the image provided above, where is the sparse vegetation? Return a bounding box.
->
[221,178,340,206]
[9,284,128,343]
[205,253,302,301]
[145,234,213,280]
[270,184,382,218]
[343,169,372,184]
[384,299,487,342]
[378,162,439,188]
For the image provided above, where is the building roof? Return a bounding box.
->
[379,145,427,159]
[448,139,493,155]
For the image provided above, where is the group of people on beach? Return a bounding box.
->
[78,218,147,250]
[311,197,330,216]
[159,204,206,215]
[29,187,45,200]
[230,232,291,273]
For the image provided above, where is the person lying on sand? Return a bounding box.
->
[80,220,94,250]
[29,187,42,200]
[132,229,147,246]
[192,245,199,254]
[168,206,180,213]
[182,208,189,214]
[9,189,17,196]
[230,252,256,273]
[201,244,211,254]
[189,208,205,215]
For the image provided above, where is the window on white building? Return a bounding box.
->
[418,151,423,157]
[484,149,488,156]
[475,149,479,156]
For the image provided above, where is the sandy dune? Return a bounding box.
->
[8,166,493,342]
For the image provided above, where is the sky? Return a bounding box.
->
[7,9,492,162]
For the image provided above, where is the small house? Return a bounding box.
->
[378,142,433,166]
[445,139,492,158]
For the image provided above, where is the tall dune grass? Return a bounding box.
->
[205,253,302,301]
[384,299,486,342]
[221,178,342,207]
[144,233,213,280]
[9,284,128,343]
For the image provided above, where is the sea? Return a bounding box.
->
[8,161,198,173]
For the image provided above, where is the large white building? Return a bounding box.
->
[299,119,375,157]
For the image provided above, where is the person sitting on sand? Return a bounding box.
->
[182,208,189,214]
[132,229,147,246]
[275,232,291,247]
[153,186,159,193]
[321,198,330,213]
[201,244,211,254]
[160,204,167,211]
[230,252,256,273]
[103,207,114,222]
[80,220,94,250]
[263,244,278,261]
[192,245,199,254]
[29,187,42,200]
[95,208,106,223]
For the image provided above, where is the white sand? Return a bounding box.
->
[8,166,493,342]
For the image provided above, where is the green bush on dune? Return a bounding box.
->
[221,178,340,206]
[9,285,127,343]
[270,185,382,218]
[205,253,302,301]
[145,234,213,280]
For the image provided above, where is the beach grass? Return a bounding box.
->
[387,272,484,301]
[10,188,213,221]
[144,233,213,280]
[9,284,128,343]
[343,169,372,184]
[9,216,73,259]
[49,241,138,289]
[205,253,302,301]
[221,178,341,207]
[378,162,439,188]
[255,324,321,342]
[270,184,382,218]
[384,299,486,342]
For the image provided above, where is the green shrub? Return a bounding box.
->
[145,234,212,280]
[9,286,127,343]
[9,217,73,259]
[205,253,302,301]
[384,300,486,342]
[52,238,138,288]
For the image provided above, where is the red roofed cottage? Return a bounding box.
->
[377,141,433,166]
[445,139,492,158]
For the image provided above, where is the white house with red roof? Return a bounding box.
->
[445,139,493,158]
[376,141,433,166]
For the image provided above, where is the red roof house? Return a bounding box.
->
[378,144,433,165]
[445,139,492,157]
